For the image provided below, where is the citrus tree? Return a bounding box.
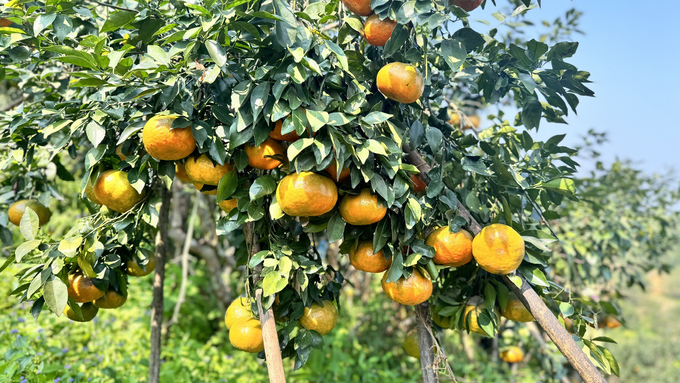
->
[0,0,626,381]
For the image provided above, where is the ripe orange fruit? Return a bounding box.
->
[601,315,622,329]
[175,163,191,183]
[463,296,499,336]
[471,224,525,274]
[225,297,255,330]
[300,300,338,335]
[500,296,534,322]
[326,162,350,183]
[0,18,12,27]
[185,154,234,186]
[270,119,300,142]
[244,138,286,170]
[339,188,387,226]
[450,0,483,12]
[432,310,453,329]
[376,62,425,104]
[229,318,264,353]
[63,302,99,322]
[403,329,420,359]
[84,177,102,205]
[341,0,372,16]
[8,200,52,227]
[349,241,391,273]
[276,172,338,217]
[364,15,397,46]
[67,273,105,303]
[219,199,239,213]
[381,269,432,306]
[500,346,524,364]
[126,253,157,277]
[425,227,473,267]
[449,113,480,130]
[142,115,196,161]
[409,174,427,193]
[93,170,145,213]
[93,289,127,309]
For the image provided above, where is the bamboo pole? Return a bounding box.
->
[244,222,287,383]
[403,146,607,383]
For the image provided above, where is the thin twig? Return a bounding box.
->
[84,0,136,12]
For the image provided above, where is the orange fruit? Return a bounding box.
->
[471,224,525,275]
[93,289,127,309]
[67,273,105,303]
[193,182,217,195]
[376,62,425,104]
[175,163,192,183]
[449,113,480,130]
[84,177,102,205]
[349,241,391,273]
[184,154,234,186]
[425,227,473,267]
[341,0,372,16]
[225,297,255,330]
[409,174,427,193]
[381,269,432,306]
[500,296,534,322]
[299,300,338,335]
[276,172,338,217]
[270,119,300,142]
[63,302,99,322]
[93,170,145,213]
[450,0,483,12]
[244,138,285,170]
[229,318,264,353]
[500,346,524,364]
[339,188,387,226]
[403,329,420,359]
[0,18,12,27]
[326,162,351,183]
[463,296,499,336]
[432,310,453,329]
[142,115,196,161]
[602,315,622,329]
[126,253,157,277]
[219,199,239,213]
[364,14,397,47]
[8,200,52,227]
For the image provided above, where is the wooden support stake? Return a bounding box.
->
[245,222,287,383]
[149,187,171,383]
[403,146,607,383]
[415,303,439,382]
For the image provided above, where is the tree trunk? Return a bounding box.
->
[415,303,439,383]
[148,186,171,383]
[403,146,607,383]
[244,222,286,383]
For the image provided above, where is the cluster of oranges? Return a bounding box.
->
[62,253,156,322]
[224,296,338,354]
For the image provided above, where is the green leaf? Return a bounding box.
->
[484,284,497,311]
[205,40,227,67]
[592,336,617,344]
[362,112,392,125]
[33,13,56,35]
[100,10,136,33]
[540,178,576,196]
[327,213,346,243]
[559,302,574,317]
[15,240,41,262]
[43,275,68,316]
[306,110,329,131]
[602,347,620,376]
[262,271,285,297]
[249,175,277,200]
[441,39,467,72]
[521,98,542,129]
[250,82,271,122]
[273,0,297,47]
[58,236,83,258]
[325,41,348,71]
[249,250,270,268]
[383,25,408,58]
[426,128,443,153]
[385,251,404,283]
[287,138,314,161]
[404,198,421,230]
[216,172,239,202]
[20,208,39,240]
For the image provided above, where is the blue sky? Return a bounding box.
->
[471,1,680,175]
